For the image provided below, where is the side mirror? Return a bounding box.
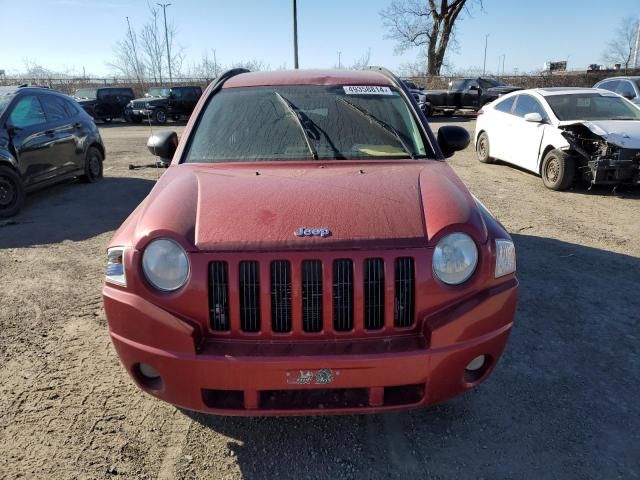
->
[524,112,544,123]
[147,130,178,165]
[437,126,470,158]
[623,94,635,100]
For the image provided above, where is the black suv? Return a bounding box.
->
[73,87,135,123]
[0,86,105,217]
[125,86,203,125]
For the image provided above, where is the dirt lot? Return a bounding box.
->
[1,118,639,480]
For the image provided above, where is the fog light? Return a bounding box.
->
[465,355,487,372]
[138,363,160,379]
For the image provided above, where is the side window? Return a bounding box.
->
[616,81,636,99]
[598,80,619,93]
[513,94,546,118]
[494,96,515,113]
[172,88,184,99]
[8,95,47,128]
[40,95,71,122]
[467,79,479,90]
[63,98,80,117]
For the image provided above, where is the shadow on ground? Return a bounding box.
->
[0,176,154,248]
[181,234,639,480]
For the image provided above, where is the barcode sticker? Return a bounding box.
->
[343,86,393,95]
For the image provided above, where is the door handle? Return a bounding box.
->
[74,122,82,128]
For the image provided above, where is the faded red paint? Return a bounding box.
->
[103,70,518,415]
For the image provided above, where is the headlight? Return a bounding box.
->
[495,239,516,278]
[432,233,478,285]
[106,247,126,286]
[142,238,190,291]
[145,102,151,108]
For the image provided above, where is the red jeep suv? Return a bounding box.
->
[103,68,518,415]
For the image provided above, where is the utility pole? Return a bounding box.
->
[126,16,143,86]
[157,3,172,84]
[338,51,342,69]
[634,18,640,68]
[483,34,489,75]
[293,0,299,69]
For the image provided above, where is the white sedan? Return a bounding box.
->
[474,88,640,190]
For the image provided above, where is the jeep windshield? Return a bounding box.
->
[146,87,170,98]
[184,85,431,162]
[74,88,97,100]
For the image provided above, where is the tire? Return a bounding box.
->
[80,146,104,184]
[152,109,167,125]
[422,103,433,117]
[0,165,25,218]
[476,132,494,164]
[541,149,575,191]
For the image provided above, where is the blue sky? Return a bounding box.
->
[0,0,638,76]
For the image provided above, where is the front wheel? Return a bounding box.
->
[152,109,167,125]
[476,132,494,164]
[0,165,25,218]
[80,146,104,183]
[541,149,574,191]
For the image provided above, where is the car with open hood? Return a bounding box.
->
[102,68,518,415]
[73,87,135,123]
[475,87,640,190]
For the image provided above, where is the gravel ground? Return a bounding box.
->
[0,118,638,480]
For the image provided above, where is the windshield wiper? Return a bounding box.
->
[337,97,416,159]
[274,92,319,160]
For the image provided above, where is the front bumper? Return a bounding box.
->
[125,108,153,117]
[104,280,517,416]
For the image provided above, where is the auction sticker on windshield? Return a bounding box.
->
[343,86,393,95]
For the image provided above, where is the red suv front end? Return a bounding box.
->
[103,69,518,415]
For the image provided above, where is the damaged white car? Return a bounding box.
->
[474,88,640,190]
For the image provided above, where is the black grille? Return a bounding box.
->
[394,258,415,327]
[209,262,230,331]
[302,260,323,332]
[239,261,260,332]
[364,258,385,330]
[333,259,354,331]
[270,260,292,333]
[132,101,146,109]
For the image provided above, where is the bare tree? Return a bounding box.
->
[603,17,640,70]
[109,4,184,84]
[230,59,270,71]
[189,50,222,78]
[351,49,372,70]
[380,0,481,76]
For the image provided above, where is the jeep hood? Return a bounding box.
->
[558,120,640,148]
[113,162,487,252]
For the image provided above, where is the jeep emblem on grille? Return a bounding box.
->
[294,227,331,238]
[286,368,338,385]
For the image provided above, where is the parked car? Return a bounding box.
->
[474,87,640,190]
[401,79,430,116]
[0,86,105,217]
[73,87,135,123]
[124,86,203,125]
[103,68,518,416]
[423,77,521,115]
[593,76,640,105]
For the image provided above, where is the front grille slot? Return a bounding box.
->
[302,260,323,332]
[333,259,354,331]
[209,261,230,331]
[394,257,415,327]
[239,261,260,332]
[364,258,385,330]
[132,101,146,109]
[270,260,292,333]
